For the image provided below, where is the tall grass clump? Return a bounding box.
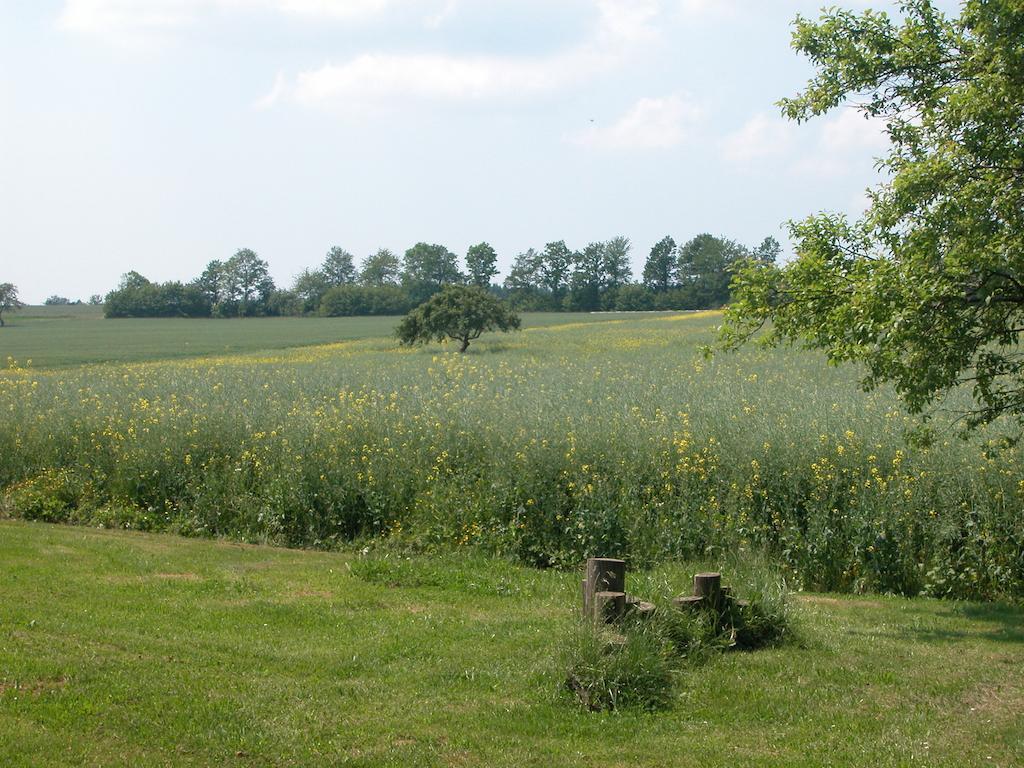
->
[2,314,1023,600]
[563,574,793,711]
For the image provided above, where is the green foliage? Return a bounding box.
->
[358,248,401,286]
[564,580,792,712]
[465,242,499,288]
[104,272,211,318]
[322,246,357,286]
[722,0,1024,430]
[643,236,676,293]
[319,284,412,317]
[395,285,520,352]
[401,242,464,304]
[564,621,677,711]
[0,282,23,327]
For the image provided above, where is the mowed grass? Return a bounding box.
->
[0,520,1021,767]
[0,308,647,367]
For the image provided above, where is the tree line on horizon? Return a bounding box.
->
[100,234,781,319]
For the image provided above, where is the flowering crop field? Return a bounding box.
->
[2,311,1021,599]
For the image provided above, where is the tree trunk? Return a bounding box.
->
[459,337,470,353]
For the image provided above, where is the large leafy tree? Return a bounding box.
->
[322,246,357,286]
[395,285,520,353]
[359,249,401,286]
[402,242,463,304]
[465,242,499,288]
[0,283,23,327]
[540,240,574,305]
[721,0,1024,430]
[568,242,606,311]
[602,236,633,292]
[677,234,748,308]
[222,248,274,317]
[643,236,677,292]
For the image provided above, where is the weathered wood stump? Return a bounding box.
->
[593,590,627,623]
[693,572,722,608]
[672,595,704,611]
[583,558,626,621]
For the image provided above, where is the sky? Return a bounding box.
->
[0,0,956,303]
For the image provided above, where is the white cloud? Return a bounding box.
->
[286,0,663,108]
[721,112,795,163]
[253,71,288,109]
[819,107,889,153]
[423,0,458,29]
[572,94,702,150]
[722,107,890,176]
[677,0,737,19]
[59,0,394,37]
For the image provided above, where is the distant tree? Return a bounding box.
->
[292,268,331,314]
[44,295,72,305]
[601,236,633,308]
[359,249,402,286]
[221,248,274,317]
[603,237,632,290]
[320,285,412,317]
[322,246,357,286]
[120,271,151,290]
[567,242,605,311]
[503,248,548,309]
[465,242,499,288]
[194,260,225,309]
[0,283,23,327]
[540,240,573,305]
[88,294,104,306]
[614,283,655,311]
[402,242,463,304]
[677,234,749,308]
[751,236,782,265]
[396,285,520,353]
[266,289,303,317]
[103,272,209,318]
[643,236,677,292]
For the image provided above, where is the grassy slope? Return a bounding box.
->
[0,310,649,368]
[1,521,1020,767]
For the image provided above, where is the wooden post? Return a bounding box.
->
[593,591,627,623]
[693,572,722,607]
[583,558,626,622]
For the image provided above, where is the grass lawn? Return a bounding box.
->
[0,308,657,368]
[1,520,1020,767]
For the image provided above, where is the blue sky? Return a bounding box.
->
[1,0,953,303]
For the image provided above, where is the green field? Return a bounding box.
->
[0,307,643,368]
[2,310,1022,600]
[1,521,1021,767]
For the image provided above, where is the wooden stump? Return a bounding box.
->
[583,558,626,621]
[586,558,626,593]
[672,595,704,611]
[593,590,626,623]
[693,572,722,607]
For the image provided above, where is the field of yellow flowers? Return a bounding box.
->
[2,312,1021,599]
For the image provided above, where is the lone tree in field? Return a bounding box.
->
[721,0,1024,430]
[0,283,23,327]
[396,285,520,353]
